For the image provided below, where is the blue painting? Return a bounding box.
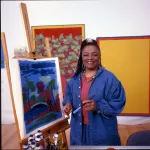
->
[19,58,62,134]
[1,41,5,68]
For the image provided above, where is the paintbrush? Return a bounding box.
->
[72,95,95,114]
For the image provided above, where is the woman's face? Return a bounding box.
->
[82,45,100,70]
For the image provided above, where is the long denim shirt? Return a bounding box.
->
[62,67,126,145]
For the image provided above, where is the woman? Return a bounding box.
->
[62,38,126,146]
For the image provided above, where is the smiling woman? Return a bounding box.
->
[62,38,126,146]
[82,46,100,70]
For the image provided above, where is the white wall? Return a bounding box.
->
[1,0,150,124]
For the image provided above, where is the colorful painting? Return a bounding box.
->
[1,40,5,68]
[18,58,63,134]
[32,24,85,94]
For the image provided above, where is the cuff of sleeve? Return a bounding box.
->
[62,100,68,106]
[96,99,109,119]
[62,100,71,106]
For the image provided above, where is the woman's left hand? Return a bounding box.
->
[82,99,96,111]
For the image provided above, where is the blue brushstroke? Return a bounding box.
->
[21,68,55,76]
[24,103,48,121]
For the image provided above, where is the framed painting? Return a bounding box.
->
[32,24,85,94]
[97,36,150,116]
[1,40,5,68]
[11,57,63,137]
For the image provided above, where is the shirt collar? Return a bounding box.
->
[73,66,105,80]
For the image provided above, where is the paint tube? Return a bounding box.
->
[35,130,43,139]
[35,135,45,149]
[22,143,29,150]
[34,143,43,150]
[53,133,59,146]
[28,134,35,145]
[30,141,36,149]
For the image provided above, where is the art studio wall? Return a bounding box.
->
[1,0,150,124]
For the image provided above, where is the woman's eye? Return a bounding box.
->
[93,54,98,56]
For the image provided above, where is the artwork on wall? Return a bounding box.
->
[1,40,5,68]
[18,57,63,134]
[97,36,150,116]
[32,24,85,93]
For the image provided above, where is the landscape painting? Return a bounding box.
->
[18,58,63,134]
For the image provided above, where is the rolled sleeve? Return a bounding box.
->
[96,81,126,119]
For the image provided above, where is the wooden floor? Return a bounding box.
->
[2,123,150,149]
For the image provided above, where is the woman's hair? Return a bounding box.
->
[75,38,101,76]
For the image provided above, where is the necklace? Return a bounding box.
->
[83,71,96,83]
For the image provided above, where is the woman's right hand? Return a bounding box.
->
[63,102,72,116]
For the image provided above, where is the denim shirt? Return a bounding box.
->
[62,67,126,145]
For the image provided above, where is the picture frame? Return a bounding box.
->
[97,36,150,116]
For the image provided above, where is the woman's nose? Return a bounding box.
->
[88,55,93,59]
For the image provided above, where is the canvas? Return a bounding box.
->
[1,40,5,68]
[97,36,150,116]
[18,57,63,134]
[32,24,85,94]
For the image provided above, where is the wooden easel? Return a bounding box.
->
[1,32,22,149]
[1,2,70,150]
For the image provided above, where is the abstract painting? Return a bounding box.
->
[18,58,63,134]
[32,24,85,94]
[97,36,150,116]
[1,40,5,68]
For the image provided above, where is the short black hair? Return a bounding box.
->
[75,38,101,76]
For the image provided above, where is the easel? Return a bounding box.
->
[1,32,22,149]
[1,2,70,150]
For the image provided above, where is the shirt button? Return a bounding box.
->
[79,114,81,116]
[79,104,81,106]
[79,86,80,88]
[78,95,80,97]
[80,123,82,125]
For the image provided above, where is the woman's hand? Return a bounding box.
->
[82,99,96,111]
[63,102,72,116]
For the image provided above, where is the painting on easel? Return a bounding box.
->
[1,40,5,68]
[18,57,63,134]
[32,24,85,93]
